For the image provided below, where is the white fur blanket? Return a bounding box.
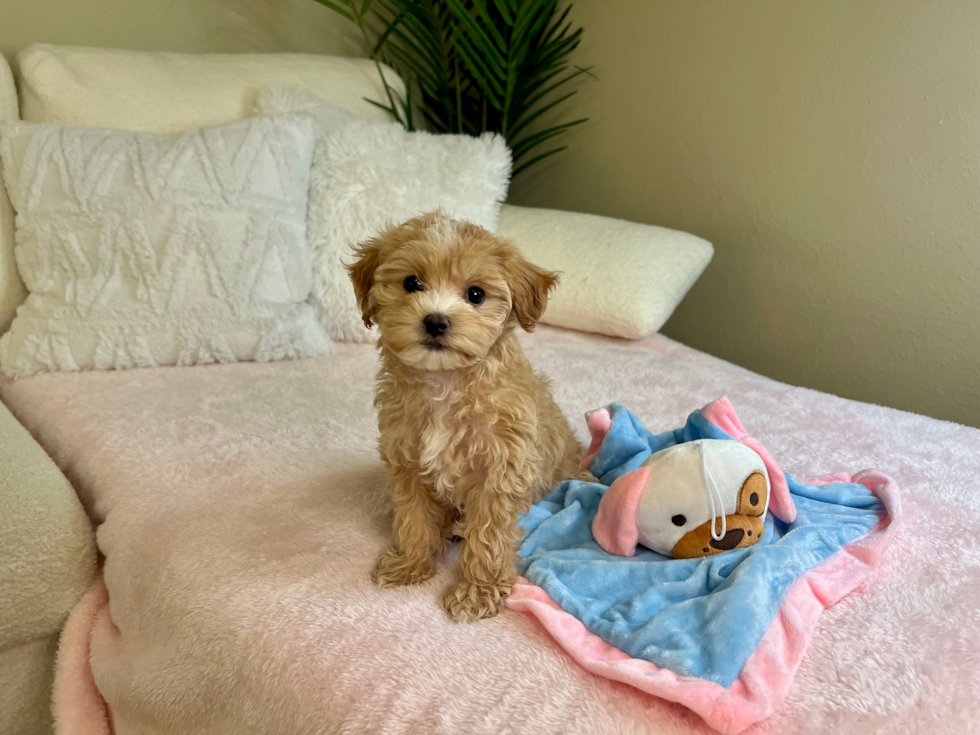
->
[3,327,979,734]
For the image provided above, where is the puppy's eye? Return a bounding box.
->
[404,276,423,293]
[671,515,686,527]
[466,286,485,305]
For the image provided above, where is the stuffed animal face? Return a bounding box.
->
[592,439,771,559]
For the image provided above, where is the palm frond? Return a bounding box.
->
[511,64,592,126]
[492,0,515,24]
[314,0,592,176]
[511,117,586,161]
[512,145,566,177]
[507,89,575,140]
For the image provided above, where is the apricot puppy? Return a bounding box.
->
[348,212,583,622]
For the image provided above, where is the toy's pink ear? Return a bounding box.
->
[592,466,651,556]
[701,396,797,524]
[582,407,612,469]
[701,397,748,437]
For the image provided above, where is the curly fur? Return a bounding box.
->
[347,212,585,622]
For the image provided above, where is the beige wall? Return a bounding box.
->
[511,0,980,428]
[1,0,361,65]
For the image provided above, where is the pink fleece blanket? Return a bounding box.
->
[4,327,980,734]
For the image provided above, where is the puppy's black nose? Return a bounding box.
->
[423,313,451,337]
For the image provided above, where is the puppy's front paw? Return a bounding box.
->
[440,581,510,622]
[372,548,435,588]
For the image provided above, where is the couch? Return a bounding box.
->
[2,45,979,735]
[0,54,96,735]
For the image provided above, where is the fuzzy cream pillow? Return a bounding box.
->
[497,205,714,340]
[0,115,331,378]
[254,87,511,342]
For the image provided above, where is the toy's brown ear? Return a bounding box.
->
[500,242,560,332]
[346,239,383,328]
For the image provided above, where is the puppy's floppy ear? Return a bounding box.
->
[500,243,560,332]
[346,239,383,328]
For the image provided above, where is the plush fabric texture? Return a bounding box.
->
[702,399,797,523]
[497,204,714,339]
[1,327,978,734]
[0,633,59,735]
[0,399,95,651]
[0,116,330,377]
[4,44,401,334]
[509,469,897,735]
[0,397,94,735]
[16,44,401,133]
[590,434,771,557]
[512,401,898,732]
[51,579,110,735]
[255,86,512,342]
[0,54,24,334]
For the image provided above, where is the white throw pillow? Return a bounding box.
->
[255,87,511,342]
[0,115,331,378]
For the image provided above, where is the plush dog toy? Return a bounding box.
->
[592,439,771,558]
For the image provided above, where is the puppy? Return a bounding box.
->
[347,211,584,622]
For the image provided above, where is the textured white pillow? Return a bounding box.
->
[255,87,512,342]
[496,205,714,340]
[0,115,331,378]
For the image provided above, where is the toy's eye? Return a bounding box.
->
[671,514,686,527]
[466,286,485,305]
[749,492,759,506]
[404,276,423,293]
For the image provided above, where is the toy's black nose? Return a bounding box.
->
[423,313,451,337]
[709,528,744,551]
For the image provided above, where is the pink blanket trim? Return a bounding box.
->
[506,470,901,735]
[53,576,113,735]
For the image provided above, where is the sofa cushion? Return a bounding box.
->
[0,55,24,336]
[496,205,714,339]
[0,634,58,735]
[0,399,95,652]
[16,44,399,132]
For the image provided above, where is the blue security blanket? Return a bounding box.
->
[516,402,887,688]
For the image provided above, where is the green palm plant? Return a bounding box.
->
[314,0,592,177]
